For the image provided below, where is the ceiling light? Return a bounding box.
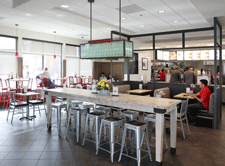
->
[61,5,69,8]
[122,17,127,20]
[173,20,179,23]
[140,25,145,27]
[158,10,165,13]
[26,14,31,16]
[99,32,103,33]
[70,25,74,26]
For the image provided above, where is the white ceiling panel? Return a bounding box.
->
[2,0,12,7]
[97,0,134,9]
[0,6,20,15]
[0,0,9,6]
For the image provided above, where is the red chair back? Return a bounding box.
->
[42,78,49,87]
[76,77,82,84]
[5,79,10,90]
[69,76,74,85]
[88,76,93,85]
[61,77,67,85]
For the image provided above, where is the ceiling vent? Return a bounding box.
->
[13,0,30,8]
[118,4,145,14]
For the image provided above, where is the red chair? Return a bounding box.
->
[41,78,55,89]
[0,78,8,106]
[0,78,8,92]
[58,77,67,88]
[5,79,16,92]
[87,76,93,85]
[69,76,76,88]
[36,78,43,89]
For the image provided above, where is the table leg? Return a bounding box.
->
[155,113,164,166]
[46,95,52,130]
[170,108,177,155]
[20,96,32,120]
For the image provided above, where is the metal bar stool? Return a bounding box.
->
[64,105,88,143]
[118,120,152,166]
[142,114,168,150]
[95,106,112,116]
[82,112,106,154]
[97,117,123,163]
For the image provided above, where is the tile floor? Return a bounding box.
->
[0,105,224,166]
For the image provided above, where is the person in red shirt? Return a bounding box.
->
[159,69,167,80]
[187,79,211,123]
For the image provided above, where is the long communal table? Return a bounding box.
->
[44,88,181,166]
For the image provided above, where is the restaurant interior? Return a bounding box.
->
[0,0,225,166]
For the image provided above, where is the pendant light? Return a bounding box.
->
[15,24,19,57]
[53,31,56,59]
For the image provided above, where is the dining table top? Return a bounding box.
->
[15,92,40,96]
[126,89,153,94]
[173,93,195,99]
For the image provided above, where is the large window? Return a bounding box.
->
[22,39,62,79]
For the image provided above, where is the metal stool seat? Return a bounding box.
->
[82,112,106,153]
[118,120,152,166]
[95,106,112,116]
[97,117,123,163]
[142,114,168,150]
[64,106,88,143]
[70,100,83,108]
[121,110,139,121]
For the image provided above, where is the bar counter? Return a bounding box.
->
[44,88,181,165]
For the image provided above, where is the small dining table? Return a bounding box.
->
[173,93,195,100]
[126,89,153,96]
[15,92,40,120]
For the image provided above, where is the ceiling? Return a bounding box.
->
[0,0,224,41]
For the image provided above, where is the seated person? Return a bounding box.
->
[36,68,57,88]
[108,74,114,82]
[99,72,107,81]
[187,79,211,123]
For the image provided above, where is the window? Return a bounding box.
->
[22,39,62,79]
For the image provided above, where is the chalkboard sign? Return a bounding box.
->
[80,40,133,59]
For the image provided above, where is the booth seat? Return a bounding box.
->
[196,93,214,119]
[117,84,130,93]
[154,87,170,98]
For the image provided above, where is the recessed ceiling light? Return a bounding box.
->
[158,10,165,13]
[26,14,31,16]
[140,25,145,27]
[70,25,74,26]
[122,17,127,20]
[61,5,69,8]
[173,20,179,23]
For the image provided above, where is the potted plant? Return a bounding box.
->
[96,80,112,96]
[143,82,148,89]
[190,84,196,95]
[156,90,165,98]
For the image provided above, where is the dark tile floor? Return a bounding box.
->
[0,105,224,166]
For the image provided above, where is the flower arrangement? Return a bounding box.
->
[159,90,165,96]
[144,81,148,85]
[190,84,196,89]
[96,80,112,92]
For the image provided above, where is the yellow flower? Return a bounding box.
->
[106,84,109,88]
[101,83,104,87]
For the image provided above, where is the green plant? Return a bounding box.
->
[96,80,112,92]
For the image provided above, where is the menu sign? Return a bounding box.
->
[162,51,169,60]
[193,51,201,60]
[169,51,177,60]
[201,50,209,60]
[184,51,193,60]
[177,51,183,60]
[80,40,133,59]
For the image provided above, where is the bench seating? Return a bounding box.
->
[117,84,130,93]
[196,93,214,119]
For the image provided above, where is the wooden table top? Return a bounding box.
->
[173,93,195,99]
[15,92,40,96]
[126,89,153,94]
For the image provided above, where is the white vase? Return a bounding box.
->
[99,90,110,96]
[156,94,162,98]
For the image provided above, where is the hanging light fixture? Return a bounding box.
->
[53,31,56,59]
[15,24,19,57]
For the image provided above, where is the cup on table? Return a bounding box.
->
[190,90,194,95]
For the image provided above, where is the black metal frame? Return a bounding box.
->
[111,18,222,129]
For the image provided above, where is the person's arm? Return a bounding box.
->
[192,95,205,103]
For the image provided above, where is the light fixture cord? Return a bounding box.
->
[119,0,121,40]
[90,2,92,43]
